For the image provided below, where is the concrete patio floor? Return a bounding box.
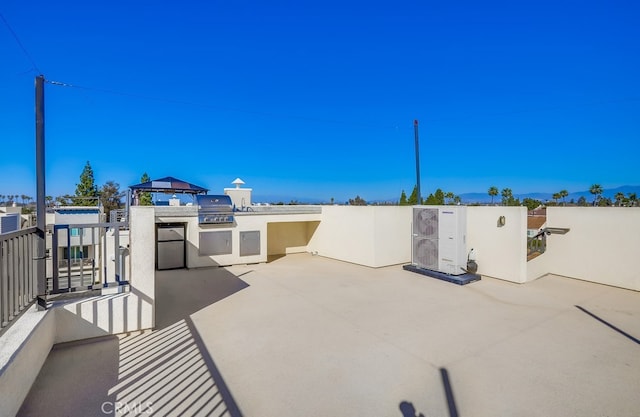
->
[19,253,640,417]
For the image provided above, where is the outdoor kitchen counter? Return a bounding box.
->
[152,206,322,268]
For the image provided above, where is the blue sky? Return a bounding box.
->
[1,0,638,202]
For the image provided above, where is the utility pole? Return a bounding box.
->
[414,119,421,205]
[35,75,46,309]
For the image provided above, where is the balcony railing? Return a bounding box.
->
[527,227,570,261]
[51,222,129,294]
[0,227,38,332]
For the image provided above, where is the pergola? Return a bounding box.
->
[129,176,208,205]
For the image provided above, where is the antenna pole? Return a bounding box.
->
[35,75,46,309]
[414,119,421,205]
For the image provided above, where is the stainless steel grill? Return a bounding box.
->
[196,195,235,225]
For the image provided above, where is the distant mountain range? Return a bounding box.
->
[458,185,640,204]
[255,185,640,205]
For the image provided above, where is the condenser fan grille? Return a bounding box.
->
[413,208,438,238]
[413,237,438,270]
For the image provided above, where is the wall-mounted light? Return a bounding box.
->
[497,216,506,227]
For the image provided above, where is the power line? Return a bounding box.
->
[44,78,640,131]
[0,12,42,74]
[45,79,401,131]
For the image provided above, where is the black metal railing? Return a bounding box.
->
[0,227,37,331]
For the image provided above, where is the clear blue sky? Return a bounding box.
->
[1,0,638,202]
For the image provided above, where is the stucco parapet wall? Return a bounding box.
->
[153,206,198,218]
[236,205,322,215]
[153,205,322,218]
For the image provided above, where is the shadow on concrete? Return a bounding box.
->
[399,401,425,417]
[105,318,244,417]
[18,336,120,417]
[155,267,250,330]
[21,317,245,416]
[575,305,640,345]
[440,368,459,417]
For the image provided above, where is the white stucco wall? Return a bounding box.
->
[0,307,56,417]
[54,207,156,342]
[466,206,528,283]
[544,207,640,291]
[224,188,252,209]
[307,206,412,268]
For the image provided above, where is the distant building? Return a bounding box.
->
[0,213,21,234]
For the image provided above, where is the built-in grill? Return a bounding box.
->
[196,195,235,225]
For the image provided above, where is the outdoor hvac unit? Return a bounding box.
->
[412,206,467,275]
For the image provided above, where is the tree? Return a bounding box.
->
[45,196,54,207]
[73,161,98,206]
[501,188,513,206]
[453,195,461,205]
[55,195,72,206]
[408,185,419,205]
[523,198,541,212]
[598,197,612,207]
[552,193,560,205]
[100,181,125,219]
[444,191,455,205]
[399,190,408,206]
[577,196,588,207]
[424,193,438,205]
[348,195,367,206]
[614,192,625,207]
[139,172,153,206]
[487,186,498,204]
[433,189,445,205]
[559,190,568,206]
[589,184,603,206]
[628,192,637,207]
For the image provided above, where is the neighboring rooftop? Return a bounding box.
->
[527,215,547,230]
[19,254,640,417]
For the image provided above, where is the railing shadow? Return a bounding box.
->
[154,267,250,330]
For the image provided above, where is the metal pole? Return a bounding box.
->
[413,119,421,205]
[35,75,47,309]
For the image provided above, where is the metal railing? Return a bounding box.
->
[0,227,38,331]
[527,227,570,260]
[110,208,128,225]
[527,230,547,259]
[50,221,129,294]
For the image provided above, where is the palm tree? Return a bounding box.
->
[444,191,455,205]
[628,192,637,207]
[488,186,498,205]
[559,190,568,206]
[501,188,513,206]
[589,184,603,206]
[552,193,560,205]
[614,192,625,207]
